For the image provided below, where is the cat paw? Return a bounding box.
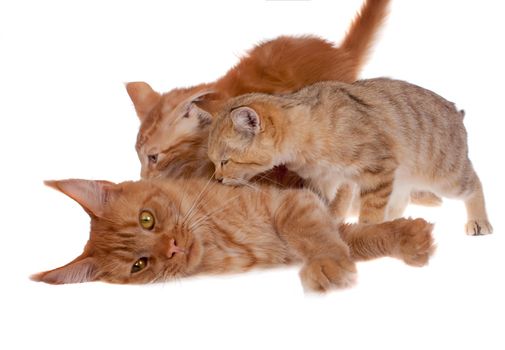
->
[465,219,493,236]
[299,257,357,293]
[397,218,436,267]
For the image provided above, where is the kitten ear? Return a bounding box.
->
[31,256,96,284]
[126,82,162,121]
[44,179,118,218]
[230,107,261,136]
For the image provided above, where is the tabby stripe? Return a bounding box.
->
[208,216,257,267]
[360,181,393,197]
[342,89,371,109]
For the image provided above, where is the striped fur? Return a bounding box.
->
[31,178,435,292]
[208,78,492,235]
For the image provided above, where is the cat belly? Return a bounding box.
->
[287,162,359,202]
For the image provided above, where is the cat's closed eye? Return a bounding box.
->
[139,210,155,230]
[131,257,148,273]
[221,159,229,167]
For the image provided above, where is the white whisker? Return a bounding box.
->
[181,170,217,225]
[186,192,244,231]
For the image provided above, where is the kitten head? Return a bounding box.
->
[208,96,286,185]
[31,179,204,284]
[126,82,215,179]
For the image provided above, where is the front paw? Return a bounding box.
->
[465,219,493,236]
[299,257,357,293]
[397,218,436,267]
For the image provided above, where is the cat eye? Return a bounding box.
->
[221,159,229,167]
[147,154,158,164]
[139,210,155,230]
[131,257,148,273]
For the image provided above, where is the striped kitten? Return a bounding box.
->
[31,178,434,292]
[207,78,492,235]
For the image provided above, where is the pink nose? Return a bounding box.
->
[167,238,185,258]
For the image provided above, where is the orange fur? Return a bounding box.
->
[32,178,435,292]
[126,0,390,182]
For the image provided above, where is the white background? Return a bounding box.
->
[1,0,504,349]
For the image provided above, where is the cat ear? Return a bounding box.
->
[188,103,213,127]
[126,82,162,121]
[44,179,118,218]
[187,90,218,126]
[31,256,97,284]
[230,107,261,136]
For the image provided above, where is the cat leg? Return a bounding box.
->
[275,191,357,292]
[437,165,492,235]
[462,177,492,235]
[385,181,411,220]
[339,218,436,267]
[358,168,396,224]
[328,182,356,219]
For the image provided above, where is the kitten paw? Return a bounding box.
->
[299,257,357,293]
[397,218,436,267]
[465,219,493,236]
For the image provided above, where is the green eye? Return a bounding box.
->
[139,210,155,230]
[131,257,148,273]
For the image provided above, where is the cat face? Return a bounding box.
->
[31,179,204,284]
[126,82,214,179]
[208,104,280,185]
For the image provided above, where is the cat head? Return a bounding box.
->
[208,96,288,185]
[126,82,217,179]
[31,179,204,284]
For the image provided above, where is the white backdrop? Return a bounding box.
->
[1,0,504,349]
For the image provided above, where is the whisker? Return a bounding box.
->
[175,180,192,227]
[186,192,244,231]
[181,169,217,225]
[234,178,264,194]
[254,172,285,188]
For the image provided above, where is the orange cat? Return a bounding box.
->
[31,178,435,292]
[207,78,492,235]
[126,0,390,181]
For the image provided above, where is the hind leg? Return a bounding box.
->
[463,178,492,235]
[438,165,492,235]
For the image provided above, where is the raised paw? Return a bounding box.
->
[396,218,436,267]
[465,219,493,236]
[299,257,357,293]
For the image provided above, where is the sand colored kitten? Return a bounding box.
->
[207,78,492,235]
[32,178,434,292]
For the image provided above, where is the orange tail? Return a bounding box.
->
[341,0,390,73]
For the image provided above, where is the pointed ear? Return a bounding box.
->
[31,256,96,284]
[230,107,261,136]
[126,82,162,121]
[187,90,218,127]
[44,179,118,218]
[188,103,213,127]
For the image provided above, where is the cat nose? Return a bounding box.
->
[215,176,223,183]
[166,238,185,259]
